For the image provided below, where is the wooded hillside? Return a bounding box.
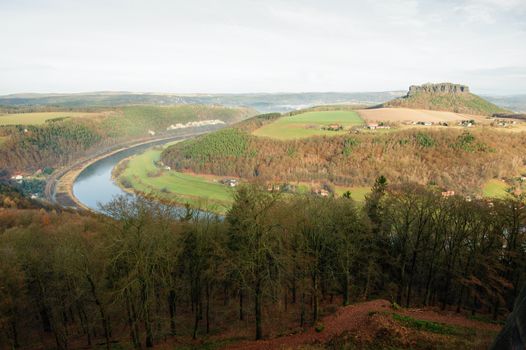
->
[0,105,254,171]
[0,183,524,348]
[161,127,526,193]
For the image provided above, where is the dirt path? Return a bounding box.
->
[223,300,391,350]
[223,299,501,350]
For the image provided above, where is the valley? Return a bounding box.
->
[1,84,526,350]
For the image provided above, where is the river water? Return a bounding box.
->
[72,125,224,212]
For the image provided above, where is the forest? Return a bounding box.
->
[0,105,254,172]
[0,179,524,349]
[161,126,526,194]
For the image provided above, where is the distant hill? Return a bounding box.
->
[0,91,405,113]
[382,83,509,116]
[484,94,526,113]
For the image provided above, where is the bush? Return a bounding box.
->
[315,323,325,333]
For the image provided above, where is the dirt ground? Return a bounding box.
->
[357,108,488,124]
[221,299,501,350]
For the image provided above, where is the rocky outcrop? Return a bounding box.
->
[407,83,470,97]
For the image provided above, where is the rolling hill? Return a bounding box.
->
[381,83,509,116]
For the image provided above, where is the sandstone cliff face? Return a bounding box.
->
[382,82,507,116]
[408,83,470,97]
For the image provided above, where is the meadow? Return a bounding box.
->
[118,147,234,212]
[482,179,510,198]
[252,110,364,139]
[0,111,105,125]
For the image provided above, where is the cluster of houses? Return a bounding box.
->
[166,119,225,131]
[491,119,517,128]
[366,122,391,130]
[459,120,476,127]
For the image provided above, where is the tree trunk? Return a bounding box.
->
[206,282,211,334]
[342,272,350,306]
[300,292,306,328]
[168,290,177,336]
[311,274,319,324]
[255,279,263,340]
[192,298,199,340]
[86,273,110,350]
[239,288,244,321]
[125,289,140,349]
[10,317,19,349]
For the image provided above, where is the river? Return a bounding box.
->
[71,124,225,212]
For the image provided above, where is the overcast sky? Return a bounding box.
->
[1,0,525,95]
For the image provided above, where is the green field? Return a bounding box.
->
[295,183,370,202]
[0,136,8,146]
[0,112,103,126]
[482,179,510,198]
[252,111,364,139]
[118,147,234,212]
[335,186,371,201]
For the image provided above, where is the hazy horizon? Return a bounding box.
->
[1,0,525,95]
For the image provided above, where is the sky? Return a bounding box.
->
[1,0,525,95]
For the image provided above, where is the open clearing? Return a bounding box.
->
[482,179,510,198]
[118,147,234,212]
[357,107,487,124]
[335,185,370,201]
[0,136,8,145]
[252,111,364,140]
[0,111,108,126]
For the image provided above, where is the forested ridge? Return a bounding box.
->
[0,105,254,172]
[161,127,526,193]
[0,180,524,349]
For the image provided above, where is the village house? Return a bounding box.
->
[10,174,23,180]
[459,120,475,127]
[148,130,156,136]
[416,121,433,126]
[267,184,281,192]
[367,123,379,130]
[313,188,330,197]
[441,190,455,198]
[221,178,238,187]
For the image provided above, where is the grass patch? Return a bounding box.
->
[119,147,234,213]
[0,112,103,125]
[175,338,244,350]
[335,186,371,201]
[0,136,8,146]
[252,111,364,140]
[482,179,511,198]
[392,313,471,336]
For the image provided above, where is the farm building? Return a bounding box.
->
[221,179,238,187]
[441,190,455,198]
[313,189,330,197]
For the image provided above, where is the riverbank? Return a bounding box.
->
[47,127,223,211]
[113,145,234,214]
